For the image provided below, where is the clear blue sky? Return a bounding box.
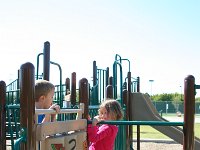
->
[1,0,200,96]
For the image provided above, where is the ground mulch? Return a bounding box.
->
[132,139,182,150]
[6,139,183,150]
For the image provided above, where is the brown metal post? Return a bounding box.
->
[71,72,76,106]
[183,75,195,150]
[65,78,70,95]
[132,76,141,149]
[79,78,89,150]
[0,81,6,150]
[19,62,35,150]
[79,78,89,119]
[127,72,131,117]
[122,89,130,149]
[108,76,113,86]
[137,76,140,92]
[127,72,134,150]
[43,41,50,81]
[106,67,109,86]
[106,85,113,99]
[123,89,128,109]
[93,61,97,86]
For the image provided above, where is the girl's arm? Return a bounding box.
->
[88,125,112,143]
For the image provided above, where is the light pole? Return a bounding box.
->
[149,80,154,96]
[180,85,182,101]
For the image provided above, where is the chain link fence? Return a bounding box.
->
[152,101,200,114]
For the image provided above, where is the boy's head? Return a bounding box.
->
[35,80,55,109]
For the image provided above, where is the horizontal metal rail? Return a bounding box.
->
[35,108,83,115]
[88,120,184,126]
[6,104,20,109]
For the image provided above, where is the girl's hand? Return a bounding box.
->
[88,115,91,120]
[92,116,100,126]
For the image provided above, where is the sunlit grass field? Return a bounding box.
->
[133,123,200,139]
[132,114,200,139]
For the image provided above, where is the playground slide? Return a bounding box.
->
[130,93,200,150]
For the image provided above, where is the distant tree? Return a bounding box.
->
[151,93,199,102]
[196,97,200,101]
[151,93,183,102]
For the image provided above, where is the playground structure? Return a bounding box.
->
[0,41,199,150]
[35,103,87,150]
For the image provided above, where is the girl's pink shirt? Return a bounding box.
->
[88,124,118,150]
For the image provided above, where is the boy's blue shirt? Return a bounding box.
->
[38,114,45,123]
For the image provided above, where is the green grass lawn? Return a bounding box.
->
[133,123,200,139]
[195,123,200,138]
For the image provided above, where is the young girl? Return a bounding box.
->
[87,99,123,150]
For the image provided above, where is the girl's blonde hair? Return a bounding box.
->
[99,99,123,120]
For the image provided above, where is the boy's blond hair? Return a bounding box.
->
[99,99,123,120]
[35,80,55,102]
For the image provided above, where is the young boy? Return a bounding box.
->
[35,80,60,123]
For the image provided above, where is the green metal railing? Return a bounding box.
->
[6,104,20,150]
[88,120,184,126]
[14,127,27,150]
[87,120,184,150]
[6,89,20,105]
